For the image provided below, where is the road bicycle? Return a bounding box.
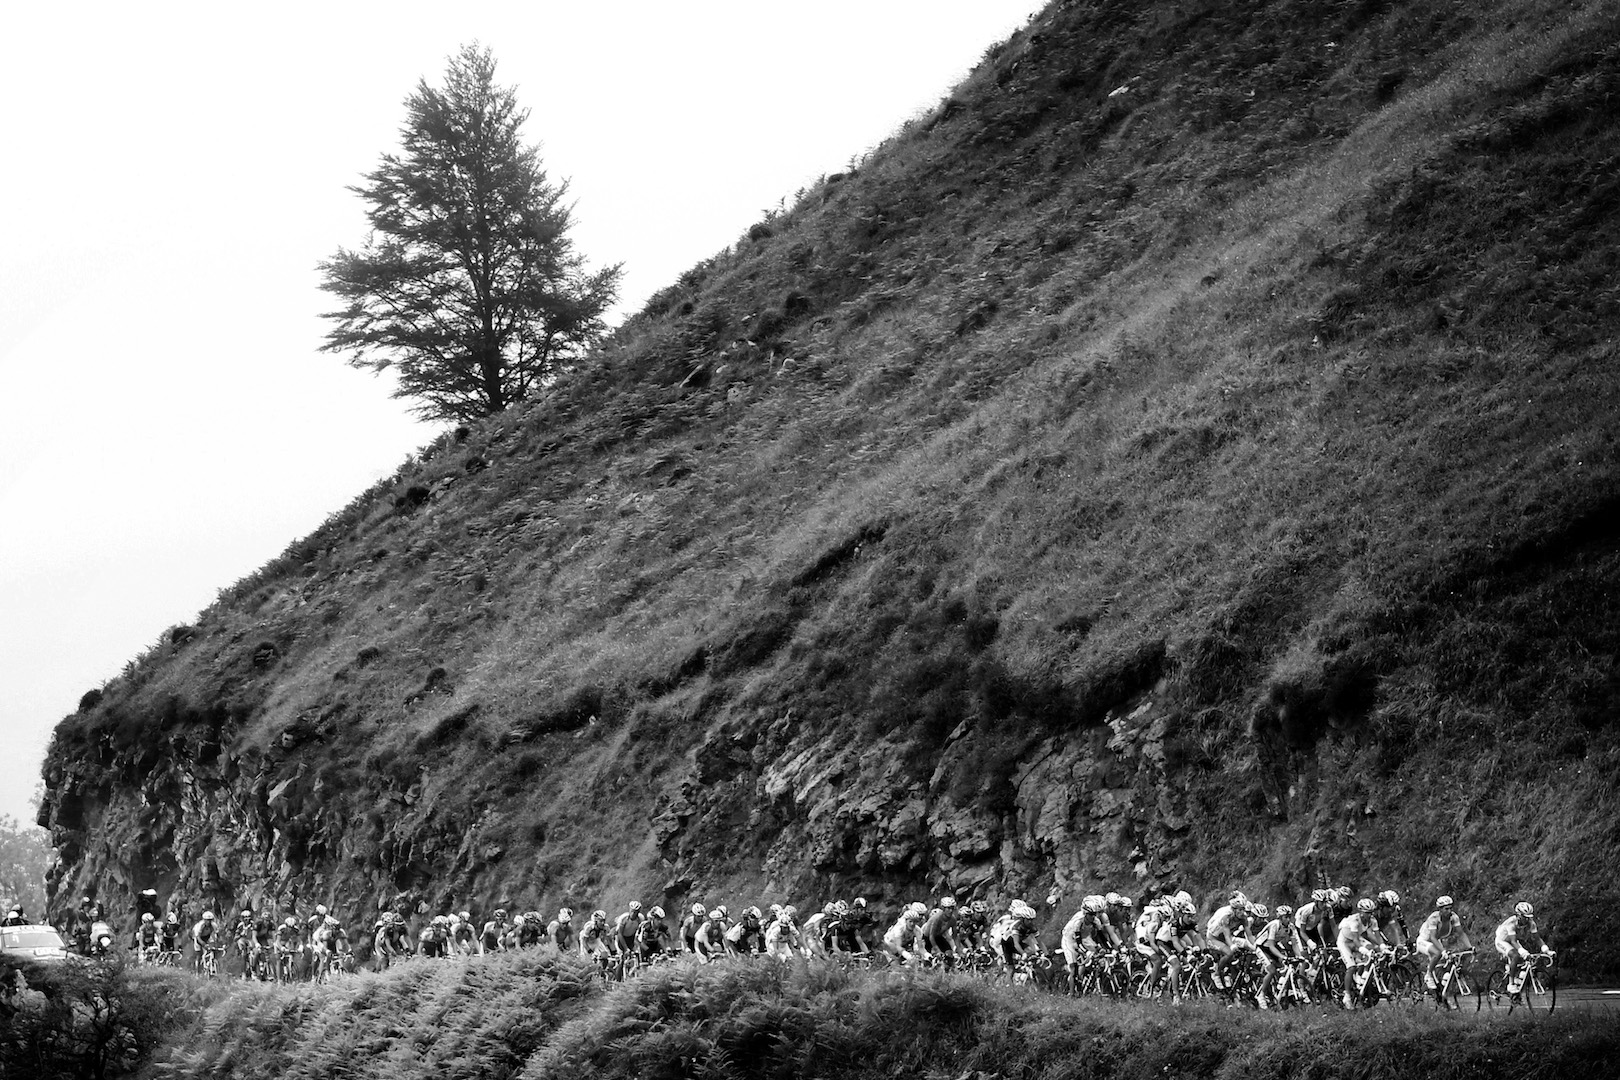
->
[1426,948,1475,1010]
[199,944,224,979]
[1483,951,1555,1013]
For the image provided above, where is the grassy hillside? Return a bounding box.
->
[39,0,1620,979]
[138,954,1620,1080]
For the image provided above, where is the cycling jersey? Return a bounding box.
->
[612,913,643,952]
[917,908,957,954]
[723,919,766,955]
[1416,909,1467,947]
[546,919,574,951]
[636,919,672,958]
[1494,915,1544,955]
[988,914,1039,964]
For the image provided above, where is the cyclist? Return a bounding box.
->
[1495,901,1552,996]
[1254,904,1308,1007]
[837,897,877,955]
[724,906,767,956]
[516,910,545,950]
[1372,890,1410,946]
[956,899,992,955]
[882,902,929,963]
[419,915,451,957]
[1414,895,1471,1004]
[192,911,222,975]
[914,897,961,966]
[1133,897,1171,991]
[159,913,182,961]
[1154,894,1202,1003]
[303,905,329,952]
[1293,890,1337,953]
[1061,894,1120,989]
[274,916,302,980]
[480,908,510,954]
[611,901,645,965]
[134,912,161,964]
[1205,892,1253,990]
[579,909,614,968]
[988,900,1042,974]
[231,909,258,979]
[694,906,730,961]
[800,903,835,957]
[821,901,852,955]
[450,911,477,957]
[637,906,674,966]
[546,907,575,951]
[1,907,25,927]
[1335,898,1388,1008]
[1104,893,1134,944]
[312,915,350,980]
[764,905,802,960]
[680,903,707,953]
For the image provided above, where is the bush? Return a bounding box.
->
[0,960,207,1080]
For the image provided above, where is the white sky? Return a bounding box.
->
[0,1,1039,829]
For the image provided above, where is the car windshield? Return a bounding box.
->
[3,930,64,949]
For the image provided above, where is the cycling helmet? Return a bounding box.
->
[494,908,508,920]
[316,905,327,916]
[285,917,297,928]
[141,913,154,923]
[1250,904,1269,919]
[1175,897,1196,916]
[1229,890,1249,906]
[558,908,574,923]
[166,913,179,924]
[710,906,728,919]
[1335,886,1352,900]
[203,912,215,921]
[649,906,665,919]
[745,906,762,920]
[241,909,253,918]
[691,903,707,917]
[939,896,957,909]
[591,910,607,921]
[1274,904,1293,919]
[1357,898,1376,914]
[833,900,851,917]
[906,902,928,918]
[1083,895,1106,914]
[769,904,784,917]
[1010,900,1037,920]
[325,916,338,927]
[1174,891,1193,908]
[822,901,838,915]
[1379,890,1400,906]
[971,900,990,914]
[1311,889,1328,904]
[782,905,797,919]
[853,897,867,909]
[460,911,471,921]
[1435,895,1454,910]
[629,901,642,914]
[1515,902,1535,919]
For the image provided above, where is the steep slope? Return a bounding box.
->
[40,0,1620,976]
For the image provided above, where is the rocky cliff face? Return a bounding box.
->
[40,0,1620,976]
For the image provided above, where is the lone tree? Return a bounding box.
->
[320,44,620,423]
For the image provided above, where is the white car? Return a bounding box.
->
[0,924,70,964]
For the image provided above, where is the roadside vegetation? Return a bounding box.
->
[134,954,1620,1080]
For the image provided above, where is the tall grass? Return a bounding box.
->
[141,955,1620,1080]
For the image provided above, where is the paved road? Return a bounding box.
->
[1548,987,1620,1010]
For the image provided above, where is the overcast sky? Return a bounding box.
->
[0,2,1039,831]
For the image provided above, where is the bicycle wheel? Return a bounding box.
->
[1482,970,1508,1011]
[1522,964,1556,1013]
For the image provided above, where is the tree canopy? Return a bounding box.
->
[320,44,621,423]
